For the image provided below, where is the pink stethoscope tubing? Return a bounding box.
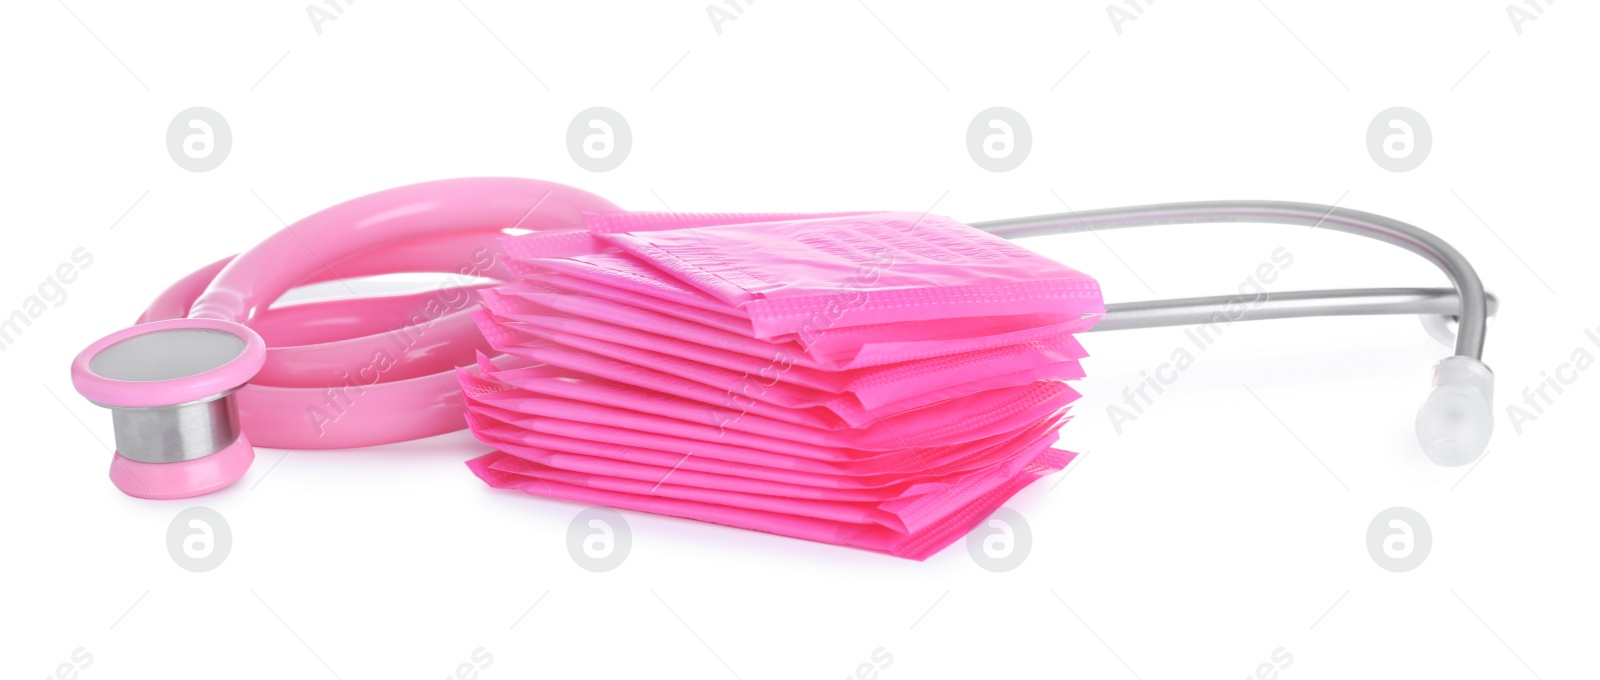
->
[136,177,619,449]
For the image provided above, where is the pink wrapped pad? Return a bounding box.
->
[467,447,1072,561]
[458,359,1072,479]
[458,210,1100,559]
[472,299,1089,428]
[596,212,1102,338]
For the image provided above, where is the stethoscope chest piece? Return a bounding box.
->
[72,318,266,499]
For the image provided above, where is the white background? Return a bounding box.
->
[2,1,1596,678]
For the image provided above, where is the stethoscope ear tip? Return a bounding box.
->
[72,318,265,499]
[1415,356,1494,467]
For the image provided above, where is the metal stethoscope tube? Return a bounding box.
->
[971,200,1491,360]
[1087,287,1497,334]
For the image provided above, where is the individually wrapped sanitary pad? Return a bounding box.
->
[457,210,1103,559]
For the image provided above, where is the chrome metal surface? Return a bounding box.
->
[1090,287,1499,332]
[110,392,241,463]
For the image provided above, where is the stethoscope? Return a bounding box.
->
[69,177,1496,499]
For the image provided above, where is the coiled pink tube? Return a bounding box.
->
[137,178,620,449]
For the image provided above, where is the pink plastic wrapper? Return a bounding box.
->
[594,212,1103,337]
[500,212,1105,365]
[472,300,1089,428]
[476,435,1059,534]
[464,393,1067,534]
[484,338,1084,432]
[467,447,1071,560]
[465,419,1061,501]
[482,278,1096,372]
[465,400,1065,483]
[505,212,878,260]
[458,360,1079,459]
[458,209,1099,559]
[457,355,1073,472]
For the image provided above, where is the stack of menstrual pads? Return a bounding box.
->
[458,211,1103,559]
